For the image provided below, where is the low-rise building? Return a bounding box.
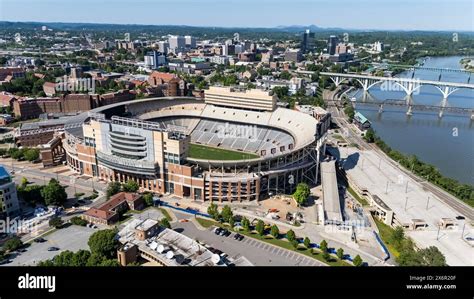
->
[117,218,254,266]
[82,192,144,225]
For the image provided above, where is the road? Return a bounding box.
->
[1,161,107,193]
[171,211,325,266]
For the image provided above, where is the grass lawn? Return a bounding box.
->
[347,186,369,206]
[373,217,400,258]
[195,217,351,266]
[188,143,259,160]
[159,208,172,221]
[195,217,217,228]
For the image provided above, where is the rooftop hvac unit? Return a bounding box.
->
[175,254,185,265]
[156,244,165,253]
[166,250,175,259]
[211,254,221,265]
[149,241,158,251]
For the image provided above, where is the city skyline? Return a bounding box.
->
[0,0,473,31]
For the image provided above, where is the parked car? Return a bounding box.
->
[34,238,46,243]
[47,247,59,251]
[233,233,244,241]
[0,259,12,265]
[77,199,86,204]
[218,229,227,236]
[214,227,222,235]
[456,216,465,220]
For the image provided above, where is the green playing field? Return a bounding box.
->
[188,143,259,160]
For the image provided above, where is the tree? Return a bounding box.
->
[17,184,44,205]
[256,220,265,236]
[70,216,88,226]
[228,217,235,228]
[99,259,120,266]
[320,240,328,253]
[242,217,250,232]
[291,239,299,248]
[286,229,296,242]
[221,205,233,223]
[207,203,219,220]
[344,105,355,122]
[270,225,279,238]
[143,193,153,207]
[364,128,376,143]
[122,180,139,193]
[418,246,447,266]
[279,70,292,80]
[20,177,29,187]
[322,251,330,261]
[303,237,311,249]
[160,218,171,229]
[336,248,344,260]
[71,250,91,266]
[353,255,363,266]
[3,237,23,252]
[106,181,122,198]
[0,250,4,261]
[88,229,118,259]
[293,183,310,205]
[391,226,405,250]
[86,252,106,266]
[41,179,67,206]
[49,216,64,228]
[23,148,40,162]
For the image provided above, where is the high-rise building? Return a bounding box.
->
[158,41,169,54]
[234,44,244,54]
[144,51,167,69]
[327,35,339,55]
[184,36,196,48]
[301,29,315,53]
[168,36,186,53]
[373,41,385,53]
[0,166,20,218]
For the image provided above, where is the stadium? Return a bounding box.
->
[62,87,330,202]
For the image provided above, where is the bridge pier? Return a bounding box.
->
[378,104,384,114]
[406,105,413,116]
[438,96,449,118]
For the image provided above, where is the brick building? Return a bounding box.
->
[147,72,187,97]
[82,192,144,225]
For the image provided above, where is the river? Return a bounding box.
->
[348,56,474,185]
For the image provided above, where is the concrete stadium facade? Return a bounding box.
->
[62,96,329,202]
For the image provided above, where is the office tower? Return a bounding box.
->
[327,35,339,55]
[184,36,196,48]
[168,36,186,52]
[301,29,315,53]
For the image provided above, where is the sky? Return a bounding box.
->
[0,0,473,31]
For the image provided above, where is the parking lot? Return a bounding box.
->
[4,225,96,266]
[172,211,324,266]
